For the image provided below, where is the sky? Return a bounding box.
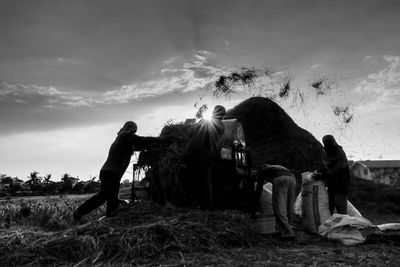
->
[1,0,400,181]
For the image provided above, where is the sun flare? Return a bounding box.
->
[202,109,213,121]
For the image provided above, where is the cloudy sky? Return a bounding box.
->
[1,0,400,181]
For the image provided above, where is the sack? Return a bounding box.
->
[347,201,362,217]
[319,213,372,245]
[301,172,314,186]
[294,193,302,217]
[324,226,366,246]
[376,223,400,231]
[259,183,273,214]
[301,180,331,233]
[256,183,277,234]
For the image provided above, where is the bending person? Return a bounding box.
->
[73,121,163,220]
[255,164,296,241]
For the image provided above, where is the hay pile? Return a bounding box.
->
[0,201,259,266]
[224,97,324,175]
[350,176,400,215]
[139,123,193,205]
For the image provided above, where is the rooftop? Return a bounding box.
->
[358,160,400,169]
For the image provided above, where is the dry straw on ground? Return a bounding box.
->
[0,201,259,266]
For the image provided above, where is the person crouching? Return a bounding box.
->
[254,164,296,241]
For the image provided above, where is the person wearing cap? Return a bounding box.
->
[179,105,226,209]
[254,164,296,241]
[73,121,163,221]
[318,135,350,215]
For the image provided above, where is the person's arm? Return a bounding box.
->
[127,134,163,151]
[120,158,131,178]
[253,168,272,208]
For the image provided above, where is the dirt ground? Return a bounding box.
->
[136,212,400,267]
[143,233,400,267]
[1,195,399,266]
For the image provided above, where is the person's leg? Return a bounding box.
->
[272,176,294,238]
[74,171,111,219]
[105,176,121,217]
[335,194,348,214]
[328,187,335,215]
[203,166,214,210]
[286,175,296,225]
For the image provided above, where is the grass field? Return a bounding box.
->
[1,194,400,266]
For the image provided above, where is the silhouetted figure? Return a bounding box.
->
[255,164,296,241]
[179,105,226,209]
[73,121,162,220]
[320,135,350,215]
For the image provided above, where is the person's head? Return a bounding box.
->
[322,135,338,151]
[212,105,226,121]
[118,121,137,135]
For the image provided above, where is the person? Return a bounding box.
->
[254,164,296,241]
[73,121,163,220]
[319,134,350,215]
[179,105,226,209]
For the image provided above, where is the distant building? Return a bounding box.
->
[350,161,372,181]
[357,160,400,186]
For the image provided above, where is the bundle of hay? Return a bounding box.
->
[140,97,324,206]
[138,123,193,205]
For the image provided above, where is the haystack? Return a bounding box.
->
[139,97,324,206]
[224,97,324,175]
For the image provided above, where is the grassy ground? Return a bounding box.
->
[0,194,399,266]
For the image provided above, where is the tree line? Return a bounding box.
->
[0,171,100,197]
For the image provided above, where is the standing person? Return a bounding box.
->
[255,164,296,241]
[320,134,350,215]
[73,121,163,221]
[179,105,226,209]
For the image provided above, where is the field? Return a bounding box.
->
[1,193,400,267]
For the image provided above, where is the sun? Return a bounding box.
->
[202,109,213,121]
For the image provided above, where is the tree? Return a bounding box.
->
[43,174,52,184]
[1,173,12,184]
[73,181,85,194]
[12,177,25,194]
[25,171,43,192]
[83,176,100,193]
[60,173,79,193]
[0,174,12,196]
[42,174,57,194]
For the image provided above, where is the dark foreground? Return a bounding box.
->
[1,197,399,267]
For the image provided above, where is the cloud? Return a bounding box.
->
[355,55,400,112]
[0,81,93,107]
[308,63,322,70]
[39,57,85,67]
[101,50,227,104]
[0,50,227,107]
[363,55,376,63]
[0,82,91,107]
